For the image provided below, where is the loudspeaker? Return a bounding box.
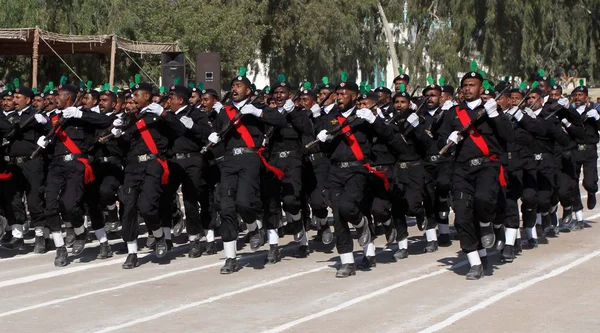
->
[196,52,221,92]
[161,52,185,88]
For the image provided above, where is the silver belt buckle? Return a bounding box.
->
[470,158,481,166]
[3,156,9,162]
[400,162,408,169]
[16,157,25,163]
[340,162,349,168]
[102,157,109,162]
[430,155,438,162]
[233,148,242,156]
[64,154,74,162]
[176,153,185,159]
[139,154,148,162]
[578,144,586,151]
[534,154,542,161]
[507,152,512,159]
[2,138,9,146]
[279,151,289,158]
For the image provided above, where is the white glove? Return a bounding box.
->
[36,135,48,148]
[208,132,220,144]
[513,109,524,122]
[356,108,376,124]
[111,128,123,138]
[441,100,455,111]
[283,99,295,113]
[112,118,123,127]
[484,98,499,118]
[406,113,419,128]
[558,97,570,108]
[410,101,418,111]
[447,131,463,145]
[505,106,518,116]
[34,114,47,124]
[213,102,223,113]
[317,129,332,142]
[310,104,321,118]
[142,103,164,116]
[586,109,600,121]
[523,107,537,119]
[240,104,263,117]
[561,118,572,128]
[62,107,83,119]
[180,116,194,129]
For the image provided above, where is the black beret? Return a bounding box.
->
[393,74,410,84]
[509,88,525,95]
[101,89,117,100]
[132,82,153,93]
[200,88,219,99]
[335,81,359,92]
[530,87,544,96]
[59,84,79,95]
[393,91,410,100]
[374,86,392,95]
[0,90,12,98]
[358,92,379,101]
[318,83,335,91]
[422,84,442,95]
[572,85,588,95]
[300,89,317,100]
[460,71,484,86]
[86,89,100,100]
[494,82,510,95]
[272,81,294,92]
[169,85,191,99]
[441,85,455,95]
[550,84,563,92]
[231,75,252,89]
[14,87,34,99]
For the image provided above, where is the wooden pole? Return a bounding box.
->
[109,35,116,86]
[32,26,39,88]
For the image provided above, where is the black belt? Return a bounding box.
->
[3,156,30,164]
[464,157,491,167]
[577,144,594,151]
[227,147,257,156]
[335,160,364,168]
[53,153,92,163]
[172,152,202,160]
[425,155,443,163]
[396,160,421,169]
[208,156,224,166]
[306,152,326,162]
[97,156,122,164]
[128,153,158,163]
[273,150,300,159]
[533,153,552,161]
[372,164,393,172]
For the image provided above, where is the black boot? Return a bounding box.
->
[479,223,495,249]
[71,231,87,256]
[265,244,281,264]
[294,245,310,258]
[357,256,376,270]
[5,237,25,251]
[97,242,113,259]
[34,236,46,254]
[394,248,409,260]
[335,263,356,278]
[205,241,217,255]
[587,193,596,210]
[64,228,76,247]
[321,226,334,245]
[146,234,156,249]
[494,225,505,250]
[188,239,204,258]
[154,236,168,258]
[466,265,484,280]
[416,214,428,231]
[424,241,438,253]
[501,245,515,263]
[54,246,68,267]
[220,258,239,274]
[122,253,139,269]
[438,233,452,247]
[248,228,265,251]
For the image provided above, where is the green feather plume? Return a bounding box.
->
[238,67,247,77]
[48,81,54,90]
[504,76,509,83]
[470,61,477,72]
[531,81,539,89]
[87,81,92,90]
[13,78,19,88]
[188,81,195,89]
[550,78,556,86]
[277,74,286,83]
[398,84,406,93]
[134,74,141,84]
[398,67,403,75]
[264,85,270,93]
[479,71,486,79]
[427,76,434,85]
[365,83,371,92]
[340,72,348,83]
[439,77,445,86]
[43,85,50,93]
[538,69,546,77]
[112,86,118,93]
[519,82,527,91]
[59,75,67,85]
[129,82,135,89]
[359,82,367,94]
[579,79,585,87]
[159,86,166,94]
[482,80,490,90]
[32,88,37,94]
[197,82,205,90]
[79,81,85,89]
[251,83,256,91]
[379,81,385,88]
[173,77,181,86]
[303,81,311,90]
[322,76,329,85]
[5,83,13,91]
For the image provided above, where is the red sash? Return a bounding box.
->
[456,108,507,186]
[0,171,12,180]
[224,106,284,180]
[337,115,389,190]
[135,118,170,184]
[55,124,94,184]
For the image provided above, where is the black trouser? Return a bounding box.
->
[83,161,123,231]
[7,158,45,228]
[392,162,425,241]
[452,161,500,253]
[303,156,330,220]
[120,159,164,242]
[503,157,526,229]
[423,161,451,231]
[262,154,303,232]
[329,165,367,255]
[520,158,539,229]
[369,165,393,224]
[45,159,86,232]
[521,157,556,229]
[556,153,579,210]
[219,153,262,243]
[159,156,206,238]
[573,145,598,209]
[199,161,221,230]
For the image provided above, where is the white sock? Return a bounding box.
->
[363,242,375,257]
[44,227,50,239]
[188,234,199,241]
[35,226,44,237]
[287,211,301,222]
[526,227,537,239]
[268,229,279,245]
[479,222,491,228]
[478,249,487,257]
[317,217,328,226]
[256,219,263,229]
[223,240,236,259]
[438,223,450,234]
[107,203,116,210]
[425,229,437,242]
[11,224,24,239]
[52,231,65,248]
[536,213,542,225]
[152,228,164,238]
[299,231,309,246]
[575,210,583,222]
[515,228,521,240]
[127,241,138,254]
[340,252,354,264]
[162,227,171,240]
[64,222,73,228]
[467,251,482,266]
[356,216,366,228]
[397,238,408,250]
[94,229,108,243]
[247,221,258,231]
[382,219,391,226]
[205,229,215,243]
[74,225,85,236]
[505,228,517,246]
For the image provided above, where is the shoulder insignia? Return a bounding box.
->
[331,119,338,125]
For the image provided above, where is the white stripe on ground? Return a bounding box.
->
[417,249,600,333]
[258,259,470,333]
[92,265,329,333]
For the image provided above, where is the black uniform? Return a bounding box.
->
[571,104,600,211]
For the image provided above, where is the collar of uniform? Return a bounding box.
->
[18,105,31,116]
[534,107,542,116]
[542,95,549,105]
[377,108,385,118]
[91,105,100,113]
[324,103,335,114]
[428,107,438,116]
[3,110,14,116]
[105,111,114,117]
[175,105,187,115]
[277,106,284,114]
[466,99,482,110]
[341,106,355,118]
[577,105,586,115]
[233,99,248,109]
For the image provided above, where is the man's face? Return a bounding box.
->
[394,80,409,92]
[440,92,453,104]
[82,93,97,109]
[98,94,115,114]
[133,90,151,109]
[2,95,14,111]
[317,89,335,106]
[231,81,251,102]
[114,98,124,113]
[168,94,184,111]
[152,95,161,104]
[44,95,55,111]
[56,91,72,109]
[497,95,510,111]
[76,92,85,107]
[125,97,135,112]
[424,89,441,110]
[273,87,290,107]
[461,78,483,101]
[200,94,217,112]
[358,98,376,110]
[538,80,550,95]
[596,97,600,104]
[527,92,542,110]
[573,92,587,106]
[299,95,316,110]
[510,92,523,107]
[189,91,201,105]
[393,96,409,111]
[376,91,390,106]
[336,89,357,111]
[549,89,562,100]
[13,93,30,111]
